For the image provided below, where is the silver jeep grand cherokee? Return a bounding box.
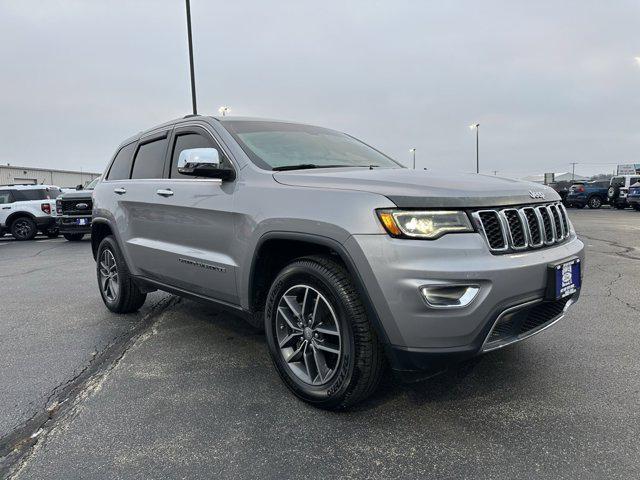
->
[92,116,584,409]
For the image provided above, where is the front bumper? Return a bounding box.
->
[56,216,92,234]
[344,232,585,371]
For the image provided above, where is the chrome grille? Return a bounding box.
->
[473,202,571,253]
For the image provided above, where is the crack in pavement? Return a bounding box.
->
[579,233,640,261]
[0,295,180,479]
[589,265,640,314]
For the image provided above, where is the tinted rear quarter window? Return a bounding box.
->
[107,143,136,180]
[611,177,625,187]
[12,189,47,201]
[131,137,169,179]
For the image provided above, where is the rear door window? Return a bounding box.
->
[0,190,13,204]
[107,143,136,180]
[131,137,169,179]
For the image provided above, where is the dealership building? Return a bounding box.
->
[0,164,101,188]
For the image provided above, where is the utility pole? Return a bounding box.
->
[409,148,416,169]
[492,170,498,176]
[185,0,198,115]
[570,162,578,181]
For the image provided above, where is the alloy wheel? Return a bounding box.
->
[275,284,342,386]
[99,249,119,302]
[13,219,33,239]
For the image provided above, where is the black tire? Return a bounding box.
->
[587,196,602,209]
[11,217,37,241]
[46,230,59,238]
[633,204,640,211]
[615,204,626,210]
[64,233,84,241]
[575,204,584,209]
[264,255,384,410]
[96,236,147,313]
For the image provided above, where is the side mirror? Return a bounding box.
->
[177,148,235,180]
[76,184,83,190]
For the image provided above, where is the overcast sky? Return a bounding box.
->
[1,0,639,178]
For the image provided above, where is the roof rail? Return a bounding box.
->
[0,183,50,187]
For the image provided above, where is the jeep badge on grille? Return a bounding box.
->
[529,190,545,199]
[76,203,89,209]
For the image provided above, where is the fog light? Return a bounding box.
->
[420,285,480,308]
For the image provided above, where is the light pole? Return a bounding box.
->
[218,106,230,117]
[469,123,479,173]
[185,0,197,115]
[409,148,416,169]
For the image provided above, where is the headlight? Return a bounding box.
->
[377,210,473,239]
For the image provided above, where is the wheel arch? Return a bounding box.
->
[91,219,114,260]
[5,211,36,228]
[248,232,390,344]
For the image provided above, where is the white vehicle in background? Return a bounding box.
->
[0,184,61,240]
[607,174,640,209]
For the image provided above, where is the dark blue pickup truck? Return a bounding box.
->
[565,180,610,209]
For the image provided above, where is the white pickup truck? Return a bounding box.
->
[0,184,61,240]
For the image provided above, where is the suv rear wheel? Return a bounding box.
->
[11,217,37,241]
[587,196,602,209]
[96,236,147,313]
[264,255,384,410]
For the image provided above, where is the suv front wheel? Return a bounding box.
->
[96,236,147,313]
[264,255,384,410]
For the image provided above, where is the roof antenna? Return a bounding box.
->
[185,0,198,115]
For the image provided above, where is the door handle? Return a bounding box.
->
[114,187,127,195]
[1,207,10,210]
[156,188,174,197]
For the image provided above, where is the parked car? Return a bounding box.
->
[0,184,60,240]
[627,181,640,211]
[547,181,572,204]
[56,176,100,241]
[92,116,584,409]
[565,180,609,209]
[607,175,640,209]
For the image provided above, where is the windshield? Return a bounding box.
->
[85,177,100,190]
[222,121,402,170]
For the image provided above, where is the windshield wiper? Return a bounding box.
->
[272,164,349,171]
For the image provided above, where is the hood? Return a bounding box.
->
[58,190,93,200]
[273,168,559,208]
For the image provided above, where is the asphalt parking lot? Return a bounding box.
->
[1,209,639,479]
